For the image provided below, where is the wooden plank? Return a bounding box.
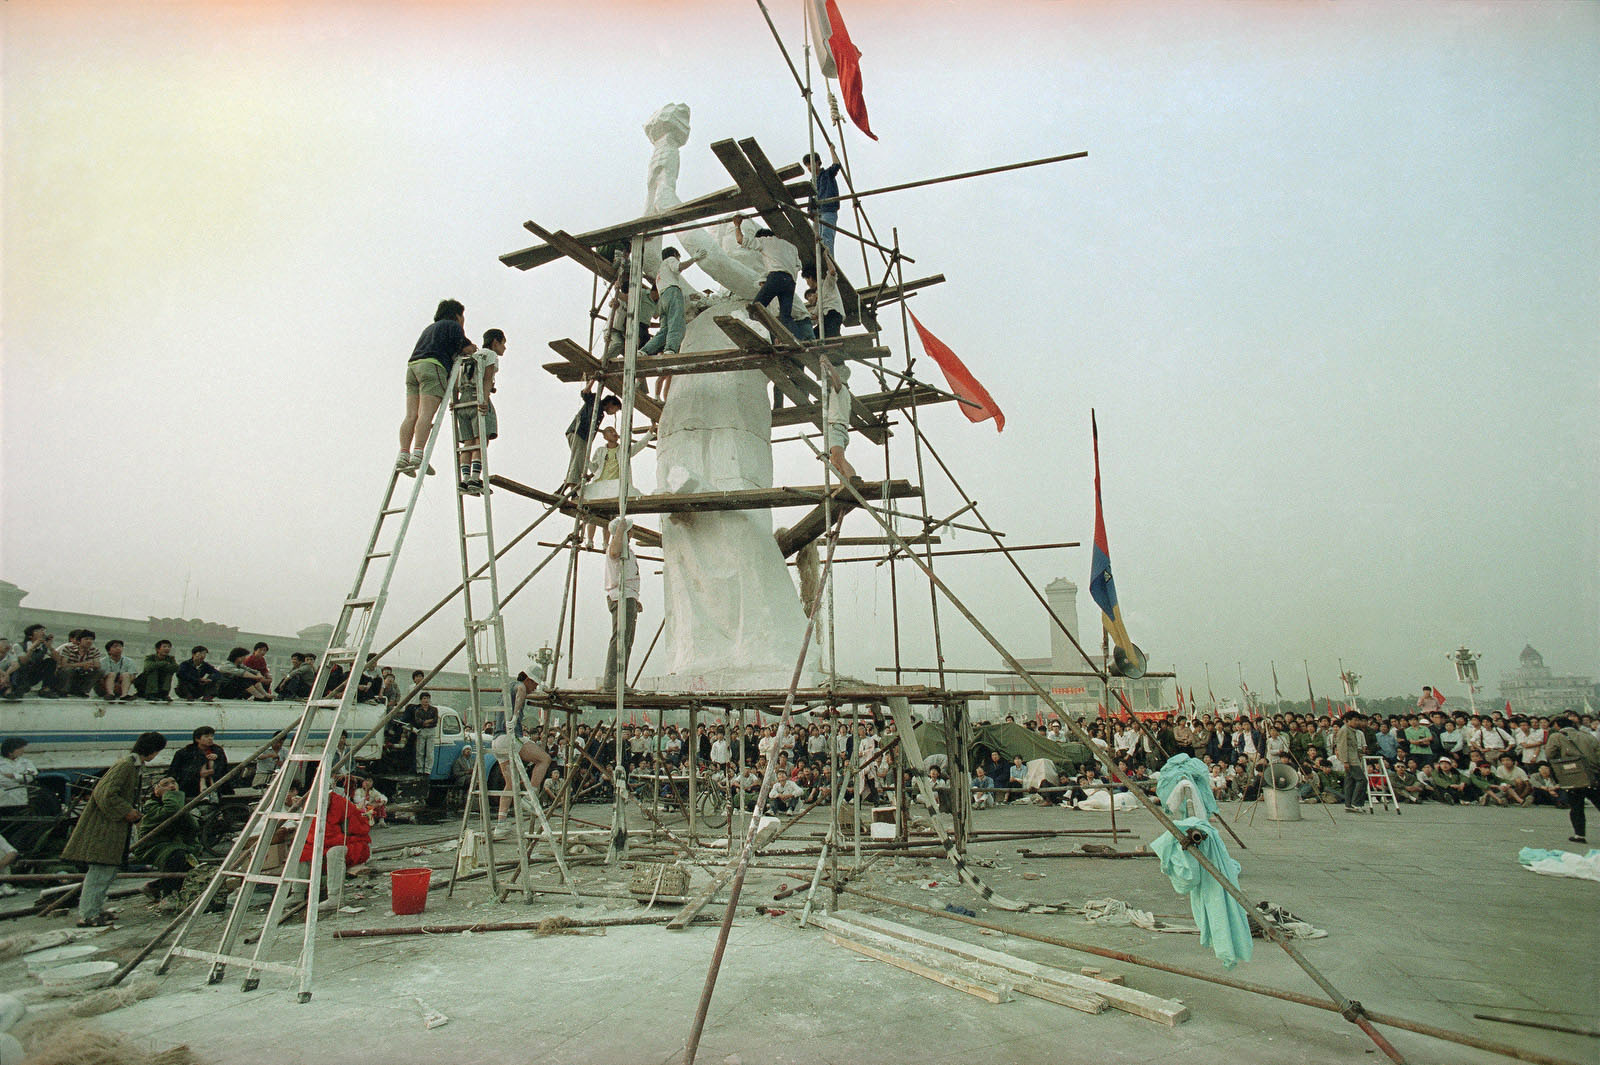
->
[546,338,664,423]
[528,223,618,282]
[812,915,1107,1013]
[710,314,820,418]
[857,273,946,306]
[535,479,920,520]
[828,911,1190,1026]
[500,163,807,271]
[820,929,1012,1004]
[710,139,798,249]
[487,475,660,548]
[769,386,954,431]
[746,303,887,445]
[737,139,871,329]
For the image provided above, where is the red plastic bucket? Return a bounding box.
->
[390,867,432,915]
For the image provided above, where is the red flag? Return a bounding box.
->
[1175,687,1186,714]
[807,0,876,140]
[1113,690,1134,722]
[1504,699,1512,715]
[1035,708,1045,728]
[908,312,1004,431]
[1096,702,1107,720]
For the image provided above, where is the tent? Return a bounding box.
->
[914,721,1092,770]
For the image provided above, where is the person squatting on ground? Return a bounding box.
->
[562,380,623,494]
[398,298,477,477]
[61,730,167,926]
[454,328,505,496]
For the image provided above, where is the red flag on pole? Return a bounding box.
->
[1035,708,1045,728]
[807,0,877,140]
[908,312,1005,431]
[1113,690,1134,722]
[1096,702,1107,720]
[1504,699,1512,715]
[1175,686,1185,714]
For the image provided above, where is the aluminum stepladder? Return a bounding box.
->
[1364,755,1402,815]
[161,362,463,1002]
[445,349,577,904]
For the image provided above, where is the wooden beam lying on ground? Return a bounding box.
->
[810,914,1110,1012]
[488,475,661,548]
[827,911,1190,1026]
[500,163,806,271]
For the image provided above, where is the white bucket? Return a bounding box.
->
[23,944,99,972]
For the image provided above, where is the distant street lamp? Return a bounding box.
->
[1339,659,1362,714]
[1449,646,1481,715]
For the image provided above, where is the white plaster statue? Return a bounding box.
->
[637,103,809,690]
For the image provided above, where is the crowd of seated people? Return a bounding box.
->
[0,624,407,708]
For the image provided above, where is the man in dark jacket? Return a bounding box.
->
[62,731,166,926]
[170,726,233,800]
[1545,714,1600,843]
[559,379,622,493]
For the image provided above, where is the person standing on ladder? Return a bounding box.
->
[455,328,504,496]
[397,299,476,477]
[602,517,640,692]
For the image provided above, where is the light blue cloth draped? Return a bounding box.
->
[1154,754,1218,818]
[1150,816,1254,969]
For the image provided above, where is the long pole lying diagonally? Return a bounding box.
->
[823,473,1408,1065]
[682,532,840,1065]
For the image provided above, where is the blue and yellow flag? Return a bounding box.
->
[1090,411,1144,676]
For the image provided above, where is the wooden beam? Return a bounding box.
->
[543,334,888,383]
[769,385,953,431]
[546,338,663,424]
[488,475,660,548]
[524,222,618,282]
[510,479,919,520]
[819,928,1012,1004]
[500,162,805,271]
[857,273,946,305]
[711,314,818,417]
[737,138,868,328]
[745,302,887,445]
[775,480,927,558]
[710,139,799,250]
[827,911,1190,1026]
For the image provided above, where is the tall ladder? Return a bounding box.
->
[446,349,575,903]
[160,363,462,1002]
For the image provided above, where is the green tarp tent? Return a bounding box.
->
[913,721,1092,769]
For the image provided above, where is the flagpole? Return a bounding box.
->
[1272,660,1283,718]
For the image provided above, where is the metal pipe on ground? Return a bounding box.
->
[835,885,1585,1065]
[333,912,719,939]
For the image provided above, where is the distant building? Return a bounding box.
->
[977,578,1167,722]
[0,580,473,700]
[1499,644,1593,717]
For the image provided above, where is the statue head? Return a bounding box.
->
[645,104,691,148]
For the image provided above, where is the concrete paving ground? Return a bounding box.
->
[3,797,1596,1065]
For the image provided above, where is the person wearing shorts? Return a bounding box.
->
[398,299,475,477]
[454,328,504,496]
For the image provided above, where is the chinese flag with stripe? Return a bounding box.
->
[807,0,876,140]
[909,312,1005,431]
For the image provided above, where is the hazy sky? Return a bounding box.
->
[3,0,1596,701]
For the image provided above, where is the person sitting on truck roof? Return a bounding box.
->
[175,646,221,702]
[99,640,139,701]
[218,647,272,701]
[135,639,178,702]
